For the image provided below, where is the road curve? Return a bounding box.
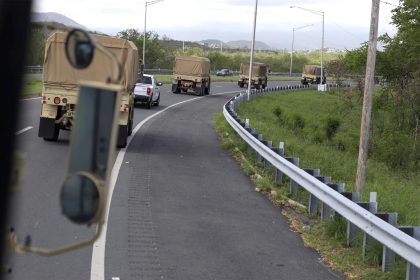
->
[6,81,340,280]
[104,88,342,279]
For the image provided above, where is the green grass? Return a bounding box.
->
[236,89,419,225]
[214,88,419,279]
[22,79,42,97]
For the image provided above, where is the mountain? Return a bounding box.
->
[31,12,88,30]
[226,40,271,50]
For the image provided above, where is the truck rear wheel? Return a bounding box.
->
[40,118,59,141]
[117,125,128,148]
[39,107,61,141]
[205,83,210,95]
[127,108,134,136]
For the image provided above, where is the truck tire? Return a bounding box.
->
[205,85,210,95]
[146,97,152,109]
[200,84,206,96]
[172,83,180,94]
[127,108,134,136]
[39,107,61,141]
[39,117,60,141]
[238,82,244,88]
[117,125,128,148]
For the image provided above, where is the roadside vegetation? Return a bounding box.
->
[27,24,340,73]
[22,78,42,98]
[214,88,418,279]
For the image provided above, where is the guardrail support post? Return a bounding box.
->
[375,213,398,272]
[359,202,378,259]
[399,227,420,280]
[274,142,285,185]
[285,157,300,195]
[262,140,272,172]
[341,192,361,247]
[312,176,331,215]
[255,134,263,163]
[322,183,345,221]
[303,169,321,214]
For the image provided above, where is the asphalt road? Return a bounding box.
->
[6,81,342,280]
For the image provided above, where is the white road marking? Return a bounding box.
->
[15,126,33,135]
[90,90,238,280]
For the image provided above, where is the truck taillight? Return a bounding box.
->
[54,97,61,104]
[124,104,129,112]
[147,87,151,94]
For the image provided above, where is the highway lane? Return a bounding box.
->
[6,82,235,279]
[6,83,198,280]
[103,82,341,279]
[6,80,334,280]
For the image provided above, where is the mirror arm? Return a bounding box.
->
[9,221,104,256]
[95,43,122,84]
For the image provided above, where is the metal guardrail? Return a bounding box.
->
[223,85,420,273]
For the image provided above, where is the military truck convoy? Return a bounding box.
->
[238,62,268,89]
[172,56,211,96]
[38,32,139,148]
[301,64,326,85]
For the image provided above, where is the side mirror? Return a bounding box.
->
[60,172,103,225]
[65,29,95,69]
[157,82,163,86]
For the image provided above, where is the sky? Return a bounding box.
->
[32,0,401,50]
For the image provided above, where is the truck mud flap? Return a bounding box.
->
[38,117,59,141]
[117,124,128,148]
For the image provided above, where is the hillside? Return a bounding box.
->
[31,12,87,30]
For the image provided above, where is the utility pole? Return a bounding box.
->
[220,40,223,52]
[355,0,380,193]
[182,40,185,53]
[247,0,258,101]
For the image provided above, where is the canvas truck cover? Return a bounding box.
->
[240,62,267,77]
[173,56,210,77]
[43,32,139,91]
[303,65,323,76]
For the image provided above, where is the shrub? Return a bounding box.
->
[273,106,284,124]
[291,114,305,131]
[324,116,341,141]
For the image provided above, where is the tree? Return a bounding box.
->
[116,29,165,69]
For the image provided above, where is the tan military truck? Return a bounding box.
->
[238,62,268,89]
[38,32,139,148]
[301,64,326,85]
[172,56,211,96]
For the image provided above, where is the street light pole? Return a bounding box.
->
[290,6,325,88]
[247,0,258,101]
[143,0,164,69]
[290,24,313,77]
[143,2,147,67]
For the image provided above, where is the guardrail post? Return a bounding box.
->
[374,213,398,272]
[262,140,272,172]
[399,227,420,280]
[274,142,285,185]
[322,183,345,221]
[302,169,321,214]
[285,157,300,195]
[311,176,331,215]
[341,192,361,247]
[359,202,378,259]
[255,134,263,163]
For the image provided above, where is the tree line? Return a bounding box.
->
[327,0,419,171]
[26,24,339,73]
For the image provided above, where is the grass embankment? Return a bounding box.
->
[22,79,42,98]
[214,89,419,279]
